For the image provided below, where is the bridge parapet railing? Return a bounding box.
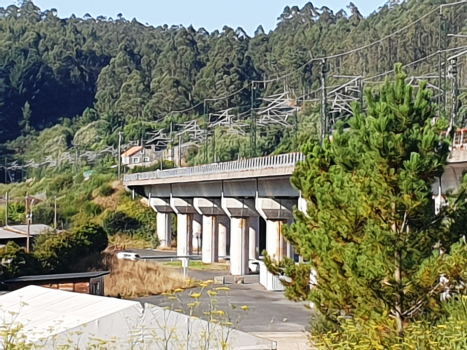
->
[123,152,305,182]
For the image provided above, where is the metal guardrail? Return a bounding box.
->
[124,152,304,182]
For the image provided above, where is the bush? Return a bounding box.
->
[103,211,140,236]
[0,202,26,225]
[128,160,175,174]
[72,223,108,253]
[48,174,74,194]
[33,223,108,273]
[0,242,42,279]
[98,183,113,197]
[82,202,103,216]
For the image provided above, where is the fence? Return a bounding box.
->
[124,152,305,182]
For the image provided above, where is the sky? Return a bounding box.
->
[1,0,388,35]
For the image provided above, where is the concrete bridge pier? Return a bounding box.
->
[171,197,198,256]
[222,197,257,275]
[248,216,260,259]
[148,197,173,248]
[156,212,172,248]
[192,214,202,255]
[230,217,249,276]
[176,214,192,256]
[256,197,295,262]
[217,216,230,262]
[194,198,225,263]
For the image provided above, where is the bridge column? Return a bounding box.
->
[230,217,249,276]
[148,197,173,249]
[156,213,172,248]
[218,216,229,262]
[221,197,257,275]
[201,215,218,263]
[192,213,202,255]
[256,197,295,262]
[248,216,260,259]
[176,214,192,256]
[194,198,226,264]
[170,197,198,256]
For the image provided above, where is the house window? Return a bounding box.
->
[133,157,141,164]
[144,157,150,162]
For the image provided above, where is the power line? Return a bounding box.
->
[160,1,467,117]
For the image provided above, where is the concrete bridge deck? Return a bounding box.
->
[124,152,304,186]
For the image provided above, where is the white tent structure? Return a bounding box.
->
[0,286,275,349]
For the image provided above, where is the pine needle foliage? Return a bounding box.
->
[283,65,467,331]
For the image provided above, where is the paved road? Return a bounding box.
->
[139,283,312,333]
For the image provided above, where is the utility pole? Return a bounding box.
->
[250,82,257,158]
[320,58,328,144]
[5,192,8,226]
[25,193,29,253]
[358,77,364,111]
[117,131,122,180]
[443,15,449,115]
[25,193,28,225]
[204,129,208,164]
[438,12,444,107]
[294,107,299,150]
[178,135,182,168]
[448,57,458,137]
[4,157,6,184]
[54,196,57,230]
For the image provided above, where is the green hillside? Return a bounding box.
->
[1,0,466,167]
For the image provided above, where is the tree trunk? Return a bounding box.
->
[395,249,404,336]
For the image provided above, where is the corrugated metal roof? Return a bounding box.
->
[121,146,142,157]
[4,271,109,283]
[0,286,142,346]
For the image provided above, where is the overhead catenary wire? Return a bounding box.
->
[158,0,467,115]
[364,45,467,82]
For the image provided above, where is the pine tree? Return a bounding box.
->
[281,65,467,333]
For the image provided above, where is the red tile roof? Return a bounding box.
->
[121,146,143,157]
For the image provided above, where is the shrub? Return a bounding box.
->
[47,174,73,194]
[82,202,102,216]
[0,242,42,279]
[103,211,140,236]
[0,202,26,225]
[33,223,108,273]
[72,223,108,253]
[97,183,113,197]
[128,160,175,174]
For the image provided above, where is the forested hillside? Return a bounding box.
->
[1,0,467,166]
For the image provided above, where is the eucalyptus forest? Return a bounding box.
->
[1,0,467,167]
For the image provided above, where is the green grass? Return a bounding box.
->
[163,260,229,271]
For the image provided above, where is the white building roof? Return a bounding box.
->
[0,286,274,349]
[4,224,53,236]
[0,228,28,240]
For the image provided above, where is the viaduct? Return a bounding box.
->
[124,130,467,281]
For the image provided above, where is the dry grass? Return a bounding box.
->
[163,261,230,271]
[104,254,194,298]
[107,234,154,250]
[92,181,125,211]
